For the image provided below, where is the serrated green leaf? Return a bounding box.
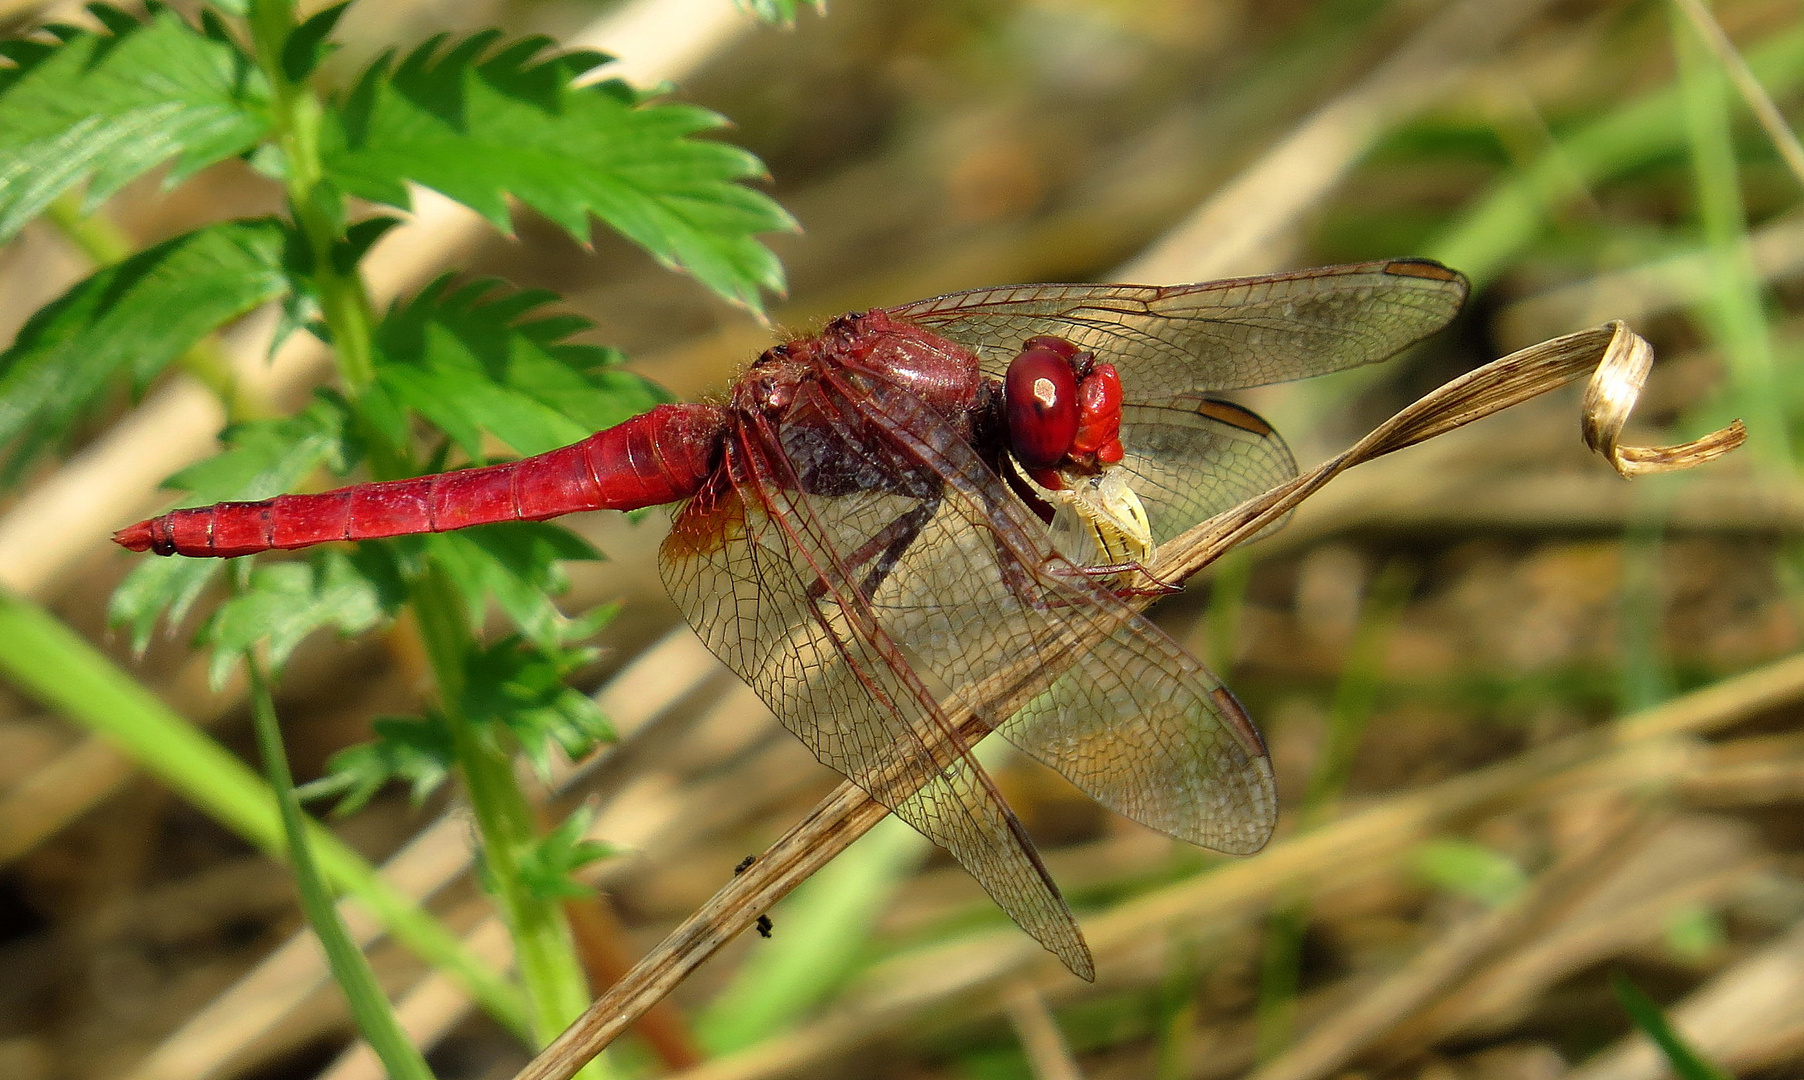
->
[517,800,618,901]
[202,548,405,687]
[281,1,350,82]
[459,636,613,776]
[109,396,353,650]
[336,214,403,274]
[0,218,292,482]
[12,220,279,419]
[168,394,354,500]
[299,713,454,817]
[424,523,603,651]
[0,7,271,238]
[322,35,793,314]
[370,276,667,459]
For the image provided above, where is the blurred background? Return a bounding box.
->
[1,1,1802,1079]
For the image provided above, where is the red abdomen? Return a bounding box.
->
[115,403,730,558]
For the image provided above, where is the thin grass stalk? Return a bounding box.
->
[242,1,604,1068]
[1669,0,1804,192]
[244,648,435,1080]
[1610,974,1734,1080]
[1430,21,1804,286]
[1672,0,1791,470]
[1254,559,1415,1059]
[0,585,529,1033]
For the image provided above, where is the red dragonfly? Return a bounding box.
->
[118,259,1467,978]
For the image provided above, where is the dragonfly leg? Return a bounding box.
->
[803,495,942,602]
[1077,561,1184,598]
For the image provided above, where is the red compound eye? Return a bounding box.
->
[1070,363,1123,458]
[1004,345,1080,472]
[1021,334,1082,362]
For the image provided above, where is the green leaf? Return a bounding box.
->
[1411,838,1526,908]
[459,635,613,776]
[299,713,454,817]
[281,1,350,82]
[424,524,606,651]
[1610,974,1730,1080]
[369,277,667,458]
[1662,902,1727,962]
[201,548,405,687]
[0,218,292,481]
[517,800,618,901]
[736,0,825,25]
[109,396,352,650]
[0,7,271,239]
[322,35,794,314]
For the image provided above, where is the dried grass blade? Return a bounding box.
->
[511,323,1747,1080]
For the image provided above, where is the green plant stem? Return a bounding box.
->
[1254,560,1415,1060]
[1200,549,1254,682]
[0,586,528,1034]
[242,5,602,1069]
[1673,1,1792,470]
[696,804,934,1054]
[1619,481,1677,714]
[1428,18,1804,287]
[245,651,435,1080]
[410,569,600,1054]
[247,0,377,392]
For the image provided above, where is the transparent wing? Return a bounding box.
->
[880,259,1468,402]
[825,373,1276,854]
[1115,397,1297,548]
[660,391,1092,977]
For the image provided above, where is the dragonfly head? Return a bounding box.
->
[1003,335,1126,488]
[1002,335,1151,569]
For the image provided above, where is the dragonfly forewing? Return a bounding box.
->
[882,259,1469,404]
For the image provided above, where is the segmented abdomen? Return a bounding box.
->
[115,403,730,558]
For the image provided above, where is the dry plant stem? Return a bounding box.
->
[1243,808,1655,1080]
[1123,0,1556,282]
[510,326,1748,1080]
[563,896,705,1070]
[1374,858,1764,1056]
[646,723,1784,1080]
[1003,982,1087,1080]
[1669,0,1804,191]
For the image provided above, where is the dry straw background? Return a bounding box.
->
[2,1,1803,1080]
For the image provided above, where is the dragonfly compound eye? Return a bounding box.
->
[1004,345,1081,472]
[1070,363,1125,465]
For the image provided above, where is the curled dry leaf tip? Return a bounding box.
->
[1581,323,1748,477]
